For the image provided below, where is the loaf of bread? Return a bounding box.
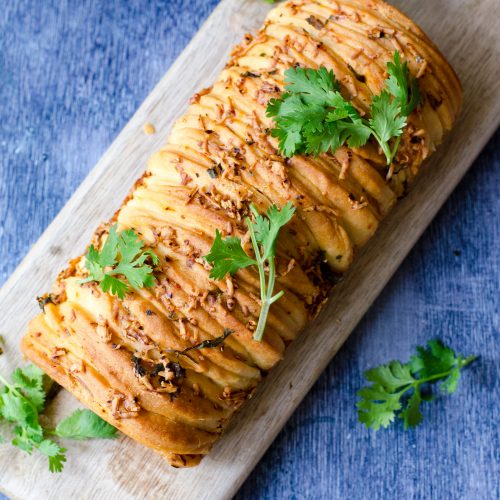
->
[21,0,462,467]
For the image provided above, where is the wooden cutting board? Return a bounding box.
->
[1,0,499,498]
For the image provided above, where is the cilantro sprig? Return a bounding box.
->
[0,364,117,472]
[267,51,420,165]
[357,340,477,431]
[81,224,159,300]
[205,202,295,341]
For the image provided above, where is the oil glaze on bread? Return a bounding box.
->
[22,0,462,467]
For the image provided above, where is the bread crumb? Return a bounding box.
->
[144,123,156,135]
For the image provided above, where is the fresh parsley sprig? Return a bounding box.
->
[357,340,477,431]
[0,364,117,472]
[81,224,159,300]
[205,202,295,341]
[267,51,420,165]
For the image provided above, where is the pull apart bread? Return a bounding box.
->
[22,0,462,467]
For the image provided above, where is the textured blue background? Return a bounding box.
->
[1,1,498,499]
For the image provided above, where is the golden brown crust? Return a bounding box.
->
[21,0,462,466]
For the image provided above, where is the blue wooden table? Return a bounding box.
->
[1,1,498,499]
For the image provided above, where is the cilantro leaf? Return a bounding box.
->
[357,340,476,431]
[81,245,105,282]
[251,202,295,260]
[356,384,402,430]
[54,409,117,440]
[440,366,461,394]
[48,453,67,473]
[0,364,121,472]
[10,365,46,412]
[0,386,41,431]
[11,425,43,453]
[386,51,420,116]
[38,440,67,473]
[369,91,406,144]
[204,203,295,341]
[267,66,366,158]
[400,390,423,430]
[302,122,342,157]
[285,66,340,104]
[409,339,458,378]
[364,360,415,392]
[81,224,158,299]
[267,51,420,166]
[117,229,145,263]
[99,274,130,298]
[204,230,257,280]
[98,224,119,267]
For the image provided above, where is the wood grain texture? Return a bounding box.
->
[0,0,499,499]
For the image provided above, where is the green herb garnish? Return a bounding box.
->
[357,340,477,431]
[80,224,159,299]
[180,328,235,354]
[0,364,117,472]
[205,202,295,341]
[52,409,118,440]
[267,51,420,165]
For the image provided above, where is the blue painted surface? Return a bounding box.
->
[0,1,498,499]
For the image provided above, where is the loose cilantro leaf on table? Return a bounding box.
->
[357,340,477,431]
[205,202,295,341]
[267,51,420,165]
[80,224,159,299]
[54,409,117,440]
[38,440,67,473]
[0,364,117,472]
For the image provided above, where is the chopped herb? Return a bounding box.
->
[347,63,366,83]
[207,168,218,179]
[181,328,234,354]
[306,15,324,30]
[242,71,261,78]
[132,355,147,377]
[0,364,117,472]
[167,362,185,380]
[357,340,477,431]
[267,51,420,165]
[207,163,223,179]
[37,294,55,312]
[205,202,295,341]
[80,224,159,300]
[150,361,185,382]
